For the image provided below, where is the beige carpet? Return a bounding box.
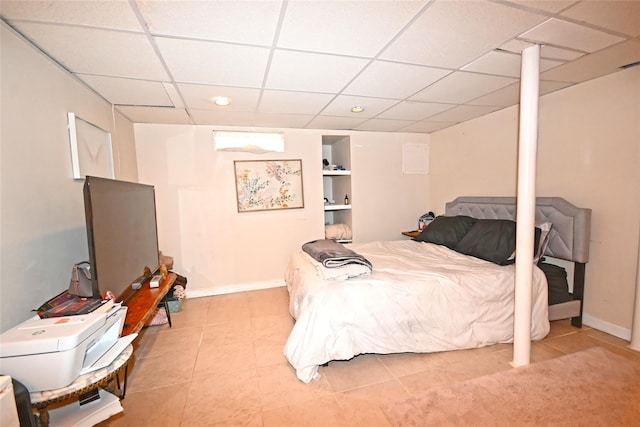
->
[383,347,640,426]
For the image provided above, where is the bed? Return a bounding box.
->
[284,197,591,383]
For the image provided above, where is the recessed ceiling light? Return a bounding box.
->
[351,106,364,113]
[213,96,231,106]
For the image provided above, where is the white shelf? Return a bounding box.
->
[324,204,351,211]
[48,389,123,426]
[335,239,352,244]
[323,170,351,176]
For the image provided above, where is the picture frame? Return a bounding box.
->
[68,112,114,180]
[234,159,304,212]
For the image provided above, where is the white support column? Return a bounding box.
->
[512,44,541,367]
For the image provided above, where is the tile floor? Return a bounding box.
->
[99,286,640,427]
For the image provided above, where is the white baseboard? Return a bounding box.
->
[583,312,631,341]
[186,280,285,299]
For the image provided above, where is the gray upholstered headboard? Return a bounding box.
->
[445,197,592,264]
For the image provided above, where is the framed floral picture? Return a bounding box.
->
[234,159,304,212]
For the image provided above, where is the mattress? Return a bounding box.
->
[284,240,550,383]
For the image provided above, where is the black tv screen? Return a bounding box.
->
[83,176,160,303]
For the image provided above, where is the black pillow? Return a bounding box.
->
[454,219,517,265]
[414,215,478,249]
[539,263,571,305]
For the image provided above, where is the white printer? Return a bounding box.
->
[0,304,135,392]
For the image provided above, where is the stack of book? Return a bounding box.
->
[36,291,114,318]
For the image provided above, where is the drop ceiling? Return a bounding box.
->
[1,0,639,133]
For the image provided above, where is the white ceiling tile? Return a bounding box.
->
[400,121,458,133]
[463,51,522,76]
[266,50,368,93]
[539,45,584,61]
[411,72,518,104]
[3,0,633,131]
[253,113,316,129]
[503,1,578,14]
[354,118,415,132]
[468,83,521,107]
[277,1,426,56]
[178,84,261,111]
[463,50,563,77]
[116,106,191,124]
[1,0,143,31]
[259,90,335,115]
[307,116,368,131]
[427,105,502,122]
[136,0,282,45]
[156,37,270,86]
[9,22,168,80]
[560,1,640,37]
[500,39,535,54]
[377,101,455,121]
[381,1,547,68]
[519,18,625,53]
[163,83,184,108]
[189,109,257,127]
[501,39,584,61]
[541,39,640,83]
[322,95,399,118]
[344,61,451,99]
[76,74,173,106]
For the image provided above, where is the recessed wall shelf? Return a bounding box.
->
[322,135,353,243]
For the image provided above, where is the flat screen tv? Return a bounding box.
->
[83,176,160,303]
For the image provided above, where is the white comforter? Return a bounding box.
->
[284,240,550,383]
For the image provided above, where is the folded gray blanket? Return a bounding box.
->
[302,239,373,269]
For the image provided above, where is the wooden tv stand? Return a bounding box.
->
[121,272,176,336]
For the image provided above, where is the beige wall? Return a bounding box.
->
[134,125,429,296]
[350,133,431,241]
[0,23,137,332]
[428,67,640,338]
